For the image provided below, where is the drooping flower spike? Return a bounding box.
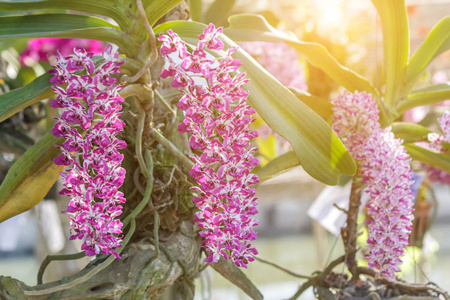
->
[332,91,415,282]
[50,45,126,259]
[359,128,415,282]
[159,24,260,268]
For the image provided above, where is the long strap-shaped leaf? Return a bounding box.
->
[204,0,236,27]
[0,132,64,223]
[404,17,450,93]
[396,83,450,115]
[370,0,409,106]
[224,14,379,98]
[0,73,53,123]
[145,0,185,26]
[189,0,203,22]
[288,87,333,123]
[154,21,356,185]
[255,151,300,184]
[0,0,129,29]
[391,122,432,142]
[405,144,450,174]
[0,14,137,56]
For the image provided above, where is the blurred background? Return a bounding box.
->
[0,0,449,299]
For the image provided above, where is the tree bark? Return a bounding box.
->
[0,223,201,300]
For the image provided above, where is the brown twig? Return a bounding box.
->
[342,177,362,280]
[254,256,310,279]
[288,255,345,300]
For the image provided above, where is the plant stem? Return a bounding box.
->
[151,129,194,169]
[37,252,85,285]
[342,176,362,280]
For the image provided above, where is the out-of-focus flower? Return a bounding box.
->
[21,38,105,66]
[423,111,450,185]
[159,24,260,268]
[432,71,448,85]
[50,45,126,258]
[239,41,307,91]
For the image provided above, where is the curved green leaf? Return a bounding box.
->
[391,122,432,142]
[405,144,450,174]
[0,13,114,36]
[0,130,34,155]
[224,14,379,98]
[0,14,137,56]
[0,73,53,123]
[255,151,300,183]
[289,87,333,123]
[145,0,184,27]
[0,0,128,29]
[396,83,450,115]
[204,0,236,27]
[405,17,450,92]
[0,56,105,123]
[155,21,356,185]
[370,0,409,105]
[0,132,63,223]
[189,0,202,22]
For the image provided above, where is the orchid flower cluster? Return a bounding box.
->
[159,24,260,267]
[50,45,126,259]
[239,41,307,91]
[333,91,415,282]
[423,111,450,185]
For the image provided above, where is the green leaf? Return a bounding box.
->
[0,132,63,223]
[0,14,137,56]
[405,17,450,92]
[145,0,184,27]
[211,257,263,300]
[154,21,356,185]
[189,0,202,22]
[0,130,34,155]
[396,83,450,115]
[224,14,379,98]
[370,0,409,105]
[0,55,105,123]
[405,144,450,174]
[0,73,53,123]
[255,151,300,183]
[391,122,432,142]
[0,0,128,29]
[0,13,114,36]
[289,87,333,123]
[204,0,236,27]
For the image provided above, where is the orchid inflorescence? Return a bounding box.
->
[159,24,260,267]
[333,91,415,282]
[424,111,450,185]
[239,41,307,91]
[50,45,126,258]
